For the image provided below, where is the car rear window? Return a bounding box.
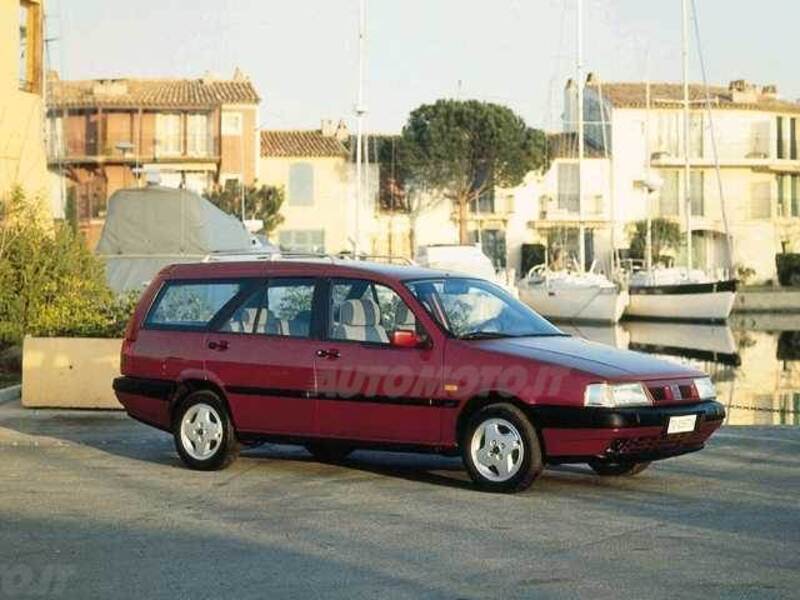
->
[146,280,243,330]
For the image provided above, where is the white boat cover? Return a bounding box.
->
[629,267,711,288]
[96,186,262,293]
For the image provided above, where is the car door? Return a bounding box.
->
[315,278,444,445]
[203,277,320,436]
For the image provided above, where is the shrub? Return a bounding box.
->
[0,187,137,343]
[776,254,800,287]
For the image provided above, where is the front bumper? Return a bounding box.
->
[530,400,725,464]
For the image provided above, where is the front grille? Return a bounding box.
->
[610,430,709,456]
[646,381,698,403]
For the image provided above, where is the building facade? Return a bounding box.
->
[47,70,260,246]
[559,76,800,284]
[258,121,379,255]
[0,0,50,212]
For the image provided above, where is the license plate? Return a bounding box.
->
[667,414,697,435]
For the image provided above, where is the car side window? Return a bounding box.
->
[329,279,419,345]
[218,286,267,334]
[147,280,243,330]
[264,279,315,338]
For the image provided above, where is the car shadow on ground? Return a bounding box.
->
[0,403,636,491]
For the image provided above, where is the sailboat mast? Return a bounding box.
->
[354,0,367,257]
[645,79,653,274]
[681,0,693,273]
[576,0,586,272]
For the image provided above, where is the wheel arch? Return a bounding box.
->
[170,379,231,426]
[455,392,546,455]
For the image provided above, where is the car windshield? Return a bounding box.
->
[405,278,565,339]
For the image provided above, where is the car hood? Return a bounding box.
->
[476,335,705,381]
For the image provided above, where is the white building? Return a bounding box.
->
[557,76,800,284]
[257,121,378,255]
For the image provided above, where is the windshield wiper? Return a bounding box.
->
[457,331,515,340]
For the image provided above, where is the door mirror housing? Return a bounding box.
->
[391,330,428,348]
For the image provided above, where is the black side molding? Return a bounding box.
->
[113,376,176,402]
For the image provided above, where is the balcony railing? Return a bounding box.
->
[48,135,220,163]
[650,141,797,165]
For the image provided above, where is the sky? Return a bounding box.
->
[50,0,796,133]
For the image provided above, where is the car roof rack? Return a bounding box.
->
[268,252,415,266]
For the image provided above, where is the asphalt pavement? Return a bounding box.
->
[0,398,798,599]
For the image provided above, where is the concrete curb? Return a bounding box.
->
[0,384,22,405]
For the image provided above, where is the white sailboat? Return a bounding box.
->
[518,0,628,323]
[627,0,737,322]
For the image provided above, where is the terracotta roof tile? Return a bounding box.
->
[590,81,800,114]
[48,76,260,109]
[260,130,348,158]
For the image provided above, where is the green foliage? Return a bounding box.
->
[398,99,548,242]
[776,253,800,287]
[205,181,285,234]
[0,187,136,343]
[628,219,683,265]
[734,263,756,285]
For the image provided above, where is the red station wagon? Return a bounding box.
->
[114,260,725,493]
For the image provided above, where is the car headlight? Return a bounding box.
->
[693,377,716,400]
[584,382,652,408]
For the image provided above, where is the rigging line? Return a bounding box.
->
[690,0,733,277]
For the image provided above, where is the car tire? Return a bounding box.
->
[173,390,239,471]
[306,442,354,463]
[589,461,651,477]
[462,403,543,493]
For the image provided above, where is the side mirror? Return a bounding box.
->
[391,330,427,348]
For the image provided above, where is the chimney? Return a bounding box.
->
[334,119,350,142]
[92,79,128,97]
[232,67,248,82]
[761,84,778,100]
[321,119,336,137]
[729,80,757,103]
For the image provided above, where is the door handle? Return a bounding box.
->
[208,340,229,351]
[316,348,340,359]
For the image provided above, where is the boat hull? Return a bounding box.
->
[626,279,737,322]
[519,286,629,324]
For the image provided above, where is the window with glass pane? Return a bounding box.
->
[791,118,798,160]
[406,278,561,339]
[289,163,314,205]
[186,114,208,156]
[18,2,41,93]
[218,286,266,334]
[278,229,325,254]
[689,113,704,159]
[147,281,242,329]
[263,280,315,338]
[329,279,418,344]
[777,175,786,216]
[750,182,771,219]
[658,171,680,216]
[690,171,704,216]
[792,175,799,217]
[749,120,771,158]
[653,113,680,157]
[156,113,182,156]
[557,163,579,213]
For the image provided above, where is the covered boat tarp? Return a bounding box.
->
[96,185,260,293]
